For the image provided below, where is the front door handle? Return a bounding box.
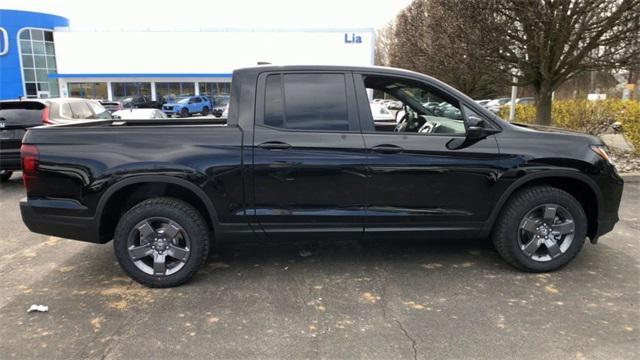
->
[371,144,404,154]
[258,141,292,150]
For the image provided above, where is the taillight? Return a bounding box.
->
[21,144,39,191]
[41,106,52,124]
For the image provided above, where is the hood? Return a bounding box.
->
[511,122,585,135]
[510,122,602,145]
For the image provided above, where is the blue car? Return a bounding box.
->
[162,96,211,117]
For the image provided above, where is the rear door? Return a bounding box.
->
[251,71,368,239]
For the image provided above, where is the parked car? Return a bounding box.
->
[99,100,122,113]
[19,65,623,287]
[212,95,230,117]
[475,99,491,106]
[0,100,45,181]
[121,96,162,109]
[485,97,511,113]
[40,98,112,125]
[369,102,396,130]
[112,108,167,120]
[502,97,537,113]
[516,97,535,105]
[162,96,211,117]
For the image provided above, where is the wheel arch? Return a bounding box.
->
[96,176,219,243]
[486,171,602,240]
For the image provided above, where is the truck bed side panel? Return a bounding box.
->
[22,125,245,224]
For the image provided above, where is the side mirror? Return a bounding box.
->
[447,116,500,150]
[466,126,485,139]
[466,116,496,139]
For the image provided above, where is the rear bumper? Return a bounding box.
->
[0,150,21,170]
[20,198,104,243]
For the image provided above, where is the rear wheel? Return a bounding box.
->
[180,108,189,118]
[493,186,587,272]
[113,197,209,287]
[0,170,13,182]
[201,107,210,116]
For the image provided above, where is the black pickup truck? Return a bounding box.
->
[19,65,623,287]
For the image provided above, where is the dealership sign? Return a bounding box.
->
[344,33,362,44]
[0,28,8,56]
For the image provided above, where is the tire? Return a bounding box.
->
[113,197,210,287]
[180,108,189,118]
[0,170,13,182]
[201,107,210,116]
[492,186,587,272]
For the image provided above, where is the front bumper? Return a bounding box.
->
[20,198,104,243]
[592,170,624,242]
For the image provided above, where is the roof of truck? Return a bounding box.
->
[234,64,428,78]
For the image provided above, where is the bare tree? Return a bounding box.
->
[385,0,508,99]
[466,0,640,124]
[384,0,640,124]
[374,22,395,66]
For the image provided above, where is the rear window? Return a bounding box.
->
[263,73,349,131]
[0,102,45,127]
[69,101,94,119]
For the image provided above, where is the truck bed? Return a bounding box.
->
[39,118,229,128]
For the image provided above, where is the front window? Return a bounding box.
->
[112,82,151,100]
[68,82,108,99]
[199,82,231,98]
[156,82,195,103]
[361,75,466,135]
[19,29,59,98]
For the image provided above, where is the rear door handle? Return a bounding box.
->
[258,141,292,150]
[371,144,404,154]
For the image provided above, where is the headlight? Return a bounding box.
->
[590,145,614,165]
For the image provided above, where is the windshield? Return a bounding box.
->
[177,97,190,104]
[214,96,229,107]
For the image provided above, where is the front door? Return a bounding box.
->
[354,73,502,238]
[251,71,367,239]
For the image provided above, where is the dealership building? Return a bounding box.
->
[0,9,374,101]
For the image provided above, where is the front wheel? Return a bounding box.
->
[492,186,587,272]
[180,108,189,118]
[113,197,210,287]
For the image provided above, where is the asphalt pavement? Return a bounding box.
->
[0,172,638,359]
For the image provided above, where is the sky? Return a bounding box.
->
[2,0,411,30]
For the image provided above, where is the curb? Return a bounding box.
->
[620,172,640,183]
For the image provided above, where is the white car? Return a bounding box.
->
[370,103,395,127]
[485,98,511,113]
[112,108,167,120]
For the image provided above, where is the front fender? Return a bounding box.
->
[482,169,603,235]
